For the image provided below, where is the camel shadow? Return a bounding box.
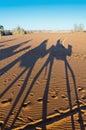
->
[0,39,48,98]
[1,39,85,130]
[17,40,85,130]
[1,39,49,129]
[41,40,85,130]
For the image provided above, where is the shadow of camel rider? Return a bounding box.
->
[53,39,72,60]
[6,39,73,130]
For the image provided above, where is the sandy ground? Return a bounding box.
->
[0,32,86,130]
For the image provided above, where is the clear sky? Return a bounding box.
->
[0,0,86,30]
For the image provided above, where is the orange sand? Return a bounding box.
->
[0,32,86,130]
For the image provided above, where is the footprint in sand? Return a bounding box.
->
[37,98,43,103]
[50,90,58,99]
[1,98,12,104]
[61,95,68,100]
[30,92,34,97]
[17,83,21,88]
[36,81,40,85]
[81,94,86,100]
[0,121,4,127]
[22,101,32,107]
[1,98,12,106]
[37,98,50,103]
[3,78,9,85]
[78,87,84,92]
[51,95,58,99]
[12,74,17,77]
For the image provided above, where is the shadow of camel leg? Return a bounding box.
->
[2,66,33,130]
[65,59,85,130]
[42,57,54,130]
[10,56,51,129]
[65,60,75,130]
[0,67,28,98]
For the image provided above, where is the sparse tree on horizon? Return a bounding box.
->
[12,26,26,35]
[0,25,4,38]
[73,24,84,32]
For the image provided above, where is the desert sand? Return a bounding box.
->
[0,32,86,130]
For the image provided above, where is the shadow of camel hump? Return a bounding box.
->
[52,39,72,60]
[0,39,48,76]
[0,39,48,99]
[20,39,48,68]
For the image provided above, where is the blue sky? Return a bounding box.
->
[0,0,86,30]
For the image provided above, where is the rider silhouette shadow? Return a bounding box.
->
[1,39,49,129]
[41,39,73,130]
[1,39,85,130]
[0,39,48,98]
[11,39,73,129]
[41,39,84,130]
[22,39,84,130]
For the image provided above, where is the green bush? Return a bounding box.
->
[12,26,26,35]
[73,24,84,32]
[0,25,4,36]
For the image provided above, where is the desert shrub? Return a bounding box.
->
[12,26,26,35]
[73,24,84,32]
[0,25,4,36]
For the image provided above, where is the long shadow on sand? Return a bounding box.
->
[0,40,48,98]
[1,39,48,129]
[0,39,32,60]
[0,38,15,44]
[1,40,85,130]
[41,40,85,130]
[26,40,85,130]
[27,40,85,130]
